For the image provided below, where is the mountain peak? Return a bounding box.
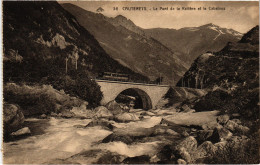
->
[200,23,219,28]
[115,15,127,20]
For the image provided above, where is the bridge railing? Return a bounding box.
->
[94,78,170,87]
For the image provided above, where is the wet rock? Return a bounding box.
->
[231,119,242,125]
[39,114,47,119]
[60,110,75,118]
[10,127,31,136]
[228,135,249,149]
[140,111,155,116]
[153,127,167,135]
[156,109,176,115]
[197,130,214,144]
[95,150,125,164]
[166,129,180,136]
[193,141,217,160]
[46,159,79,164]
[140,135,174,146]
[236,125,250,134]
[177,159,187,164]
[65,149,124,164]
[71,106,93,119]
[102,133,133,144]
[155,145,176,163]
[115,113,139,122]
[202,122,222,130]
[94,106,113,118]
[113,127,155,139]
[217,114,230,125]
[105,100,123,115]
[4,104,24,136]
[224,120,249,134]
[176,136,197,153]
[181,105,195,113]
[181,130,190,137]
[179,147,191,163]
[207,127,233,143]
[86,119,114,130]
[214,141,227,150]
[50,112,58,117]
[224,120,238,132]
[152,126,180,136]
[150,155,160,163]
[73,125,86,129]
[123,155,151,164]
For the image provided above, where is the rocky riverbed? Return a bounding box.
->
[5,103,252,164]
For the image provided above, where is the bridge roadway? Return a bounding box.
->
[95,79,170,110]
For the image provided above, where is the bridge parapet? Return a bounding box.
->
[95,79,170,87]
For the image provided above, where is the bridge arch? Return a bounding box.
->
[115,88,152,110]
[96,80,170,109]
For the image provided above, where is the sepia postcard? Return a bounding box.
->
[1,0,259,164]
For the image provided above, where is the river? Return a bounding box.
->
[3,115,171,164]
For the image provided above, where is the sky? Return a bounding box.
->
[59,1,259,33]
[48,1,260,33]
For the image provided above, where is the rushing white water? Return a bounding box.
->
[112,116,162,129]
[3,114,179,164]
[96,141,160,157]
[3,117,112,164]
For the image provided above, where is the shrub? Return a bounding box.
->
[73,73,103,108]
[205,135,259,164]
[4,88,56,116]
[46,72,103,108]
[193,89,231,111]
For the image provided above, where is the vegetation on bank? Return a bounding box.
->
[3,1,149,112]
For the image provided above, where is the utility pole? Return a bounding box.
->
[172,68,174,86]
[75,53,79,70]
[65,57,68,74]
[15,50,18,62]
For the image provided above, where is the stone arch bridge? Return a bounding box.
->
[96,79,170,110]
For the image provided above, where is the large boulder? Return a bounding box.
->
[152,126,180,136]
[214,141,227,150]
[86,119,114,130]
[102,133,133,144]
[217,115,230,125]
[3,104,25,136]
[71,103,93,119]
[140,111,156,116]
[192,141,217,160]
[207,127,233,143]
[60,149,125,164]
[115,113,140,122]
[228,135,249,149]
[181,104,195,113]
[176,136,197,153]
[10,127,31,136]
[224,120,250,134]
[123,155,151,164]
[197,130,214,144]
[38,114,48,119]
[59,110,75,118]
[177,159,187,164]
[178,147,191,163]
[154,145,176,163]
[94,106,113,118]
[105,100,123,115]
